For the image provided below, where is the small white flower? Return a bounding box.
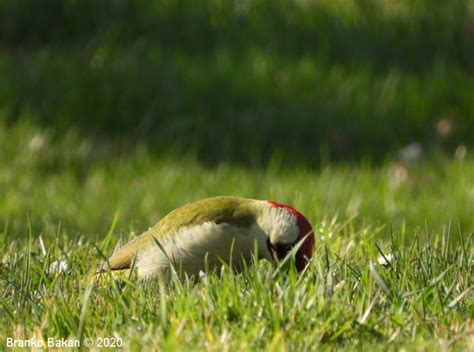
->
[454,145,467,161]
[388,162,408,189]
[47,260,69,274]
[398,143,423,163]
[28,133,45,151]
[199,270,207,282]
[377,253,394,267]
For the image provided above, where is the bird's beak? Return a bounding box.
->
[266,239,276,260]
[266,239,294,261]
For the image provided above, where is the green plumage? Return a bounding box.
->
[106,196,260,271]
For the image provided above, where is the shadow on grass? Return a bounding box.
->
[1,0,473,167]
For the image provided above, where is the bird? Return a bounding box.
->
[97,196,314,279]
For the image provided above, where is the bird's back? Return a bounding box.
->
[104,196,260,272]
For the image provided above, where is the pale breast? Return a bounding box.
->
[135,221,269,278]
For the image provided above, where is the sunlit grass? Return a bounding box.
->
[1,216,472,350]
[0,122,473,350]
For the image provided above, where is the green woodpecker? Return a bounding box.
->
[98,196,314,279]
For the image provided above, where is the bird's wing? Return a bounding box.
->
[101,196,259,272]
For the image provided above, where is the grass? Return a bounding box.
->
[0,122,473,350]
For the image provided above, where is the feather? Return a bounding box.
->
[104,197,261,273]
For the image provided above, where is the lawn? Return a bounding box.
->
[1,122,472,350]
[1,1,473,349]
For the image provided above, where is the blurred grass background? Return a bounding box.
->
[1,0,474,238]
[1,0,473,164]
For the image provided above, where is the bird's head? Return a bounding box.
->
[260,200,315,272]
